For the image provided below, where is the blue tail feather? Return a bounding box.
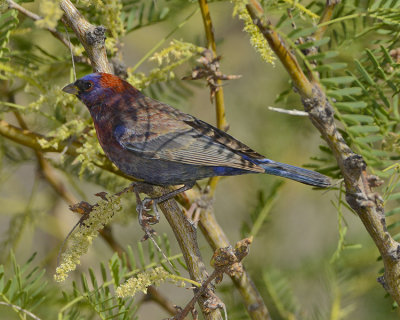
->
[255,158,330,188]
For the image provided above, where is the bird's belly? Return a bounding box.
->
[103,146,216,185]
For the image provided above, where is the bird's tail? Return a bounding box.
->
[255,159,331,188]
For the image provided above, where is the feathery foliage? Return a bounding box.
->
[1,0,400,319]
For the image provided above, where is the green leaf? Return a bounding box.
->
[355,135,383,143]
[355,59,374,85]
[387,192,400,201]
[387,207,400,216]
[288,26,317,39]
[296,37,330,49]
[314,62,348,72]
[306,50,338,61]
[341,114,374,124]
[329,87,362,97]
[348,125,381,133]
[321,76,355,85]
[335,101,368,111]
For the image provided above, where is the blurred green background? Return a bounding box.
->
[0,0,398,319]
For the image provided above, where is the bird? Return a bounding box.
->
[63,73,330,219]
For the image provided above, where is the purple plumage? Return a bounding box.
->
[63,73,330,190]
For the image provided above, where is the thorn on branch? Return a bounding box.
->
[367,175,384,188]
[204,291,225,315]
[377,275,389,291]
[345,192,375,210]
[388,245,400,261]
[183,49,241,102]
[344,154,367,171]
[111,57,128,79]
[86,25,106,47]
[69,201,93,216]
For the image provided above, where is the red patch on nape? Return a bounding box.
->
[99,73,127,93]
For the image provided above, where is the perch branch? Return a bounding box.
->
[141,185,222,320]
[247,0,400,305]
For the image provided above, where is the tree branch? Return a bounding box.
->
[246,0,400,305]
[246,1,313,98]
[60,0,112,73]
[144,185,223,320]
[314,0,341,41]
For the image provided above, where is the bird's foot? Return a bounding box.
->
[136,197,160,227]
[143,197,161,221]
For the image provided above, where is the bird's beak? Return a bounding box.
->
[62,83,79,95]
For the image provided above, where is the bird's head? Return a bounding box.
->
[62,73,136,107]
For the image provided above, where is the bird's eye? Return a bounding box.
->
[82,81,93,91]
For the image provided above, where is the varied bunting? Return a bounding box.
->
[63,73,330,211]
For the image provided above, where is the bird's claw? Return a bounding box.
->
[143,197,161,221]
[136,197,160,226]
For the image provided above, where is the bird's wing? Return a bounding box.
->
[113,96,264,173]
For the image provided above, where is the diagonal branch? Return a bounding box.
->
[246,0,313,98]
[246,0,400,305]
[60,0,112,73]
[314,0,341,41]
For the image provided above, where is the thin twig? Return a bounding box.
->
[268,106,308,116]
[6,0,89,65]
[198,0,228,131]
[175,268,222,320]
[175,240,251,320]
[314,0,341,41]
[0,302,42,320]
[7,0,69,47]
